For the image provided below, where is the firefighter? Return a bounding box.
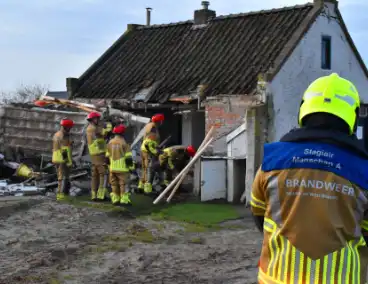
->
[159,145,196,186]
[86,112,112,201]
[0,154,38,179]
[106,124,134,206]
[251,73,368,283]
[52,118,74,201]
[139,113,164,194]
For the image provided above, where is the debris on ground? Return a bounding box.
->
[0,196,261,284]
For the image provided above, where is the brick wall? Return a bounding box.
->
[205,95,251,154]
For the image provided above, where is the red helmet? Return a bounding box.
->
[186,145,196,157]
[34,100,47,107]
[87,112,101,120]
[60,118,74,128]
[113,124,126,134]
[151,113,165,123]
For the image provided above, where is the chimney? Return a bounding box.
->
[194,1,216,25]
[66,77,79,99]
[146,7,152,26]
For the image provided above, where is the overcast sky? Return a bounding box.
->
[0,0,367,92]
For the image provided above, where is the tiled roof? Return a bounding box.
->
[75,3,319,102]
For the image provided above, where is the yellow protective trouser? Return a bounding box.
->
[91,164,108,199]
[140,151,149,186]
[110,172,129,204]
[56,164,70,200]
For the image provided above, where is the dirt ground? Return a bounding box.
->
[0,196,262,284]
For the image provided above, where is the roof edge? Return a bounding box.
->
[214,3,314,21]
[77,24,142,86]
[136,3,314,30]
[266,3,322,81]
[333,6,368,79]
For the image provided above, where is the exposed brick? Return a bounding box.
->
[205,96,249,154]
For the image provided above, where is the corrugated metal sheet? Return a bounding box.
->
[0,106,86,159]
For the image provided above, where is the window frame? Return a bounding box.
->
[321,35,332,70]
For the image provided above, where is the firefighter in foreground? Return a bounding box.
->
[251,73,368,283]
[86,112,112,201]
[0,154,38,179]
[158,145,196,186]
[139,113,164,194]
[106,124,134,206]
[52,118,74,201]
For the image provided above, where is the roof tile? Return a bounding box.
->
[76,3,315,102]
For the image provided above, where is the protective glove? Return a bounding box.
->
[156,148,164,156]
[62,150,68,161]
[125,157,133,168]
[105,157,110,165]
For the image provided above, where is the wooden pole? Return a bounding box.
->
[153,137,214,204]
[166,127,215,203]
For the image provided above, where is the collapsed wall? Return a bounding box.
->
[0,106,86,162]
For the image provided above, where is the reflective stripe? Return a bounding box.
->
[338,247,347,284]
[88,138,106,155]
[251,193,266,210]
[282,238,290,282]
[250,201,266,211]
[335,94,356,106]
[277,233,284,280]
[361,220,368,231]
[251,193,266,205]
[110,157,128,172]
[304,92,322,99]
[314,259,321,284]
[305,258,311,283]
[267,176,282,225]
[52,146,72,166]
[262,218,365,283]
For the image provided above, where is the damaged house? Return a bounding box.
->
[65,0,368,203]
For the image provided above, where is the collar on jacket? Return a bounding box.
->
[280,128,368,159]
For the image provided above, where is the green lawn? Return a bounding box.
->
[62,194,242,226]
[151,202,241,225]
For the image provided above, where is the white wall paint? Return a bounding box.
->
[269,2,368,142]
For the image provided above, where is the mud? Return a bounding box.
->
[0,198,262,284]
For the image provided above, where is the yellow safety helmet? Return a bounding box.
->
[298,73,360,134]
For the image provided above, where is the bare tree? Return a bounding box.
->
[1,84,49,104]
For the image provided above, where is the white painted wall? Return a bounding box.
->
[226,123,247,159]
[269,2,368,142]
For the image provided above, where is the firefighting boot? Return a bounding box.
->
[91,191,97,201]
[137,181,144,194]
[120,192,132,207]
[110,192,120,206]
[144,182,153,194]
[97,187,107,201]
[57,192,65,201]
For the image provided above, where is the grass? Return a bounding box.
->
[61,196,127,213]
[62,195,242,229]
[150,202,241,226]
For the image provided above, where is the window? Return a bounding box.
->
[357,104,368,140]
[359,104,368,118]
[321,35,331,70]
